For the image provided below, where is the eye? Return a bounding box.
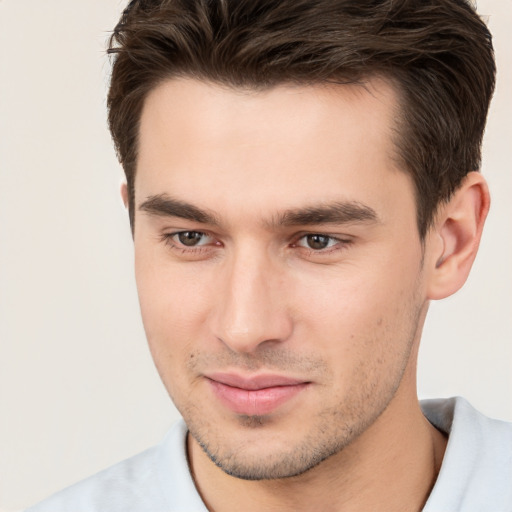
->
[297,234,339,250]
[172,231,213,247]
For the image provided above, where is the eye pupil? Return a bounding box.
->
[178,231,203,246]
[307,234,330,250]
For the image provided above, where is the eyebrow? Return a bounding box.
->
[269,201,379,227]
[139,194,379,228]
[139,194,220,225]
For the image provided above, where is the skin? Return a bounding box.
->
[127,77,488,511]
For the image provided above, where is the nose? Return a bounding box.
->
[211,246,293,353]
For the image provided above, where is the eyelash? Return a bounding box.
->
[160,231,352,257]
[160,231,217,254]
[291,233,352,255]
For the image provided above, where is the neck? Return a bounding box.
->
[188,388,447,512]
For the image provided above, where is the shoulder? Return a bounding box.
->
[24,420,205,512]
[422,397,512,512]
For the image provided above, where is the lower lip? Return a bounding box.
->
[208,379,309,416]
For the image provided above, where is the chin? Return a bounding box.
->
[194,430,338,480]
[186,407,362,481]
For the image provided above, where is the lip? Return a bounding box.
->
[206,372,310,416]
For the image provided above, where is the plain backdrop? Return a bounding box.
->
[0,1,511,510]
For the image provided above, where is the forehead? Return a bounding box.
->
[135,78,411,224]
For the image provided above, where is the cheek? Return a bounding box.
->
[293,256,422,364]
[295,276,420,415]
[134,248,213,359]
[134,256,213,402]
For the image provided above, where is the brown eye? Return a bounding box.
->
[177,231,206,247]
[305,234,332,250]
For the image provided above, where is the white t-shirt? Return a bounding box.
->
[26,397,512,512]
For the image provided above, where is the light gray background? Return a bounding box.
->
[0,1,510,510]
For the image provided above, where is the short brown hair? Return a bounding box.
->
[107,0,495,237]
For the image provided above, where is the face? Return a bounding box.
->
[133,78,429,479]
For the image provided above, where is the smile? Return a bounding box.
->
[205,373,310,416]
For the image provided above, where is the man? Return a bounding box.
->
[27,0,511,511]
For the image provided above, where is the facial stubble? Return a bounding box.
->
[177,307,422,482]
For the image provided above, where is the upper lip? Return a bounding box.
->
[206,372,308,390]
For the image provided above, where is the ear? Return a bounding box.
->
[120,181,129,208]
[426,172,490,300]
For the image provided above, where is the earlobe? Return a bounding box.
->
[120,182,129,208]
[426,172,490,300]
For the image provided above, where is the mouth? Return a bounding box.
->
[205,372,311,416]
